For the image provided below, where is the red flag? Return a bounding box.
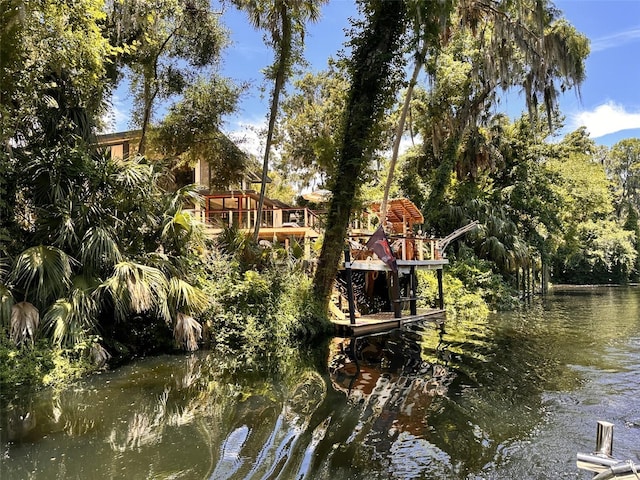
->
[366,226,398,272]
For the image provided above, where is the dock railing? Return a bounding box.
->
[347,232,440,262]
[576,421,639,479]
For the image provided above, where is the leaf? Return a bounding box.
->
[11,246,73,307]
[10,301,40,346]
[173,312,202,351]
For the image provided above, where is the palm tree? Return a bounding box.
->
[3,140,210,354]
[232,0,327,241]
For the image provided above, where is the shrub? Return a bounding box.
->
[200,248,329,367]
[417,270,489,320]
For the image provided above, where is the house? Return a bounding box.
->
[97,130,323,255]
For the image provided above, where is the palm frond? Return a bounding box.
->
[90,342,111,367]
[162,210,193,238]
[42,288,98,348]
[80,226,123,273]
[99,262,169,323]
[11,246,73,307]
[167,184,203,213]
[173,312,202,352]
[114,158,155,191]
[10,301,39,346]
[0,283,14,328]
[168,277,209,316]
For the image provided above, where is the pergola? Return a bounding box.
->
[369,198,424,234]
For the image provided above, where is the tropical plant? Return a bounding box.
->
[1,137,210,356]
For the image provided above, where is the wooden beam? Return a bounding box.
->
[437,268,444,310]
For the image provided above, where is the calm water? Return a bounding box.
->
[2,287,640,479]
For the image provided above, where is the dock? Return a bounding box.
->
[332,308,446,337]
[327,198,478,337]
[332,254,448,336]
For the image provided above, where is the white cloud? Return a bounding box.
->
[226,119,267,159]
[100,95,131,134]
[591,27,640,52]
[571,102,640,138]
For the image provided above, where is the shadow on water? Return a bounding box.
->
[3,286,640,479]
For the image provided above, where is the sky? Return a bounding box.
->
[111,0,640,151]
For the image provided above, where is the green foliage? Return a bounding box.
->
[554,219,637,284]
[447,256,520,311]
[416,270,489,320]
[201,249,329,368]
[1,0,114,144]
[153,78,246,190]
[1,140,211,363]
[606,138,640,216]
[0,333,101,389]
[278,63,349,189]
[107,0,228,148]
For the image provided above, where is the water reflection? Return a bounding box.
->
[2,287,640,479]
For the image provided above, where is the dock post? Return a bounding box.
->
[595,421,614,457]
[410,265,417,316]
[437,268,444,310]
[391,270,402,318]
[344,247,357,325]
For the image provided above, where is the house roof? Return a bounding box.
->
[96,129,141,147]
[206,190,284,208]
[369,198,424,232]
[97,129,267,184]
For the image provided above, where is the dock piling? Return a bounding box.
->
[344,247,357,325]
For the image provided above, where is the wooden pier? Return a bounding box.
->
[328,198,477,337]
[331,252,448,336]
[332,308,446,337]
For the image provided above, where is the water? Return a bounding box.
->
[2,286,640,479]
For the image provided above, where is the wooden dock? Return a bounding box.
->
[332,308,445,337]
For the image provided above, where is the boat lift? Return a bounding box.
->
[577,421,640,479]
[434,221,479,259]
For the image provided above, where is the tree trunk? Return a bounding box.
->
[253,5,291,241]
[138,74,156,156]
[380,42,426,222]
[313,0,406,308]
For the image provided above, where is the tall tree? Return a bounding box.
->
[232,0,327,241]
[312,0,407,306]
[278,62,350,190]
[379,0,451,221]
[106,0,227,155]
[606,138,640,217]
[313,0,588,309]
[382,1,588,228]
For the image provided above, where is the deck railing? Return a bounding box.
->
[347,233,441,261]
[196,207,324,233]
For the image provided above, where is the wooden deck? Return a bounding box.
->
[332,308,445,337]
[345,259,449,272]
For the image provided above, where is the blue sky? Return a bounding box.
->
[111,1,640,149]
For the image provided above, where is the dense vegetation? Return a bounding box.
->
[1,0,639,388]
